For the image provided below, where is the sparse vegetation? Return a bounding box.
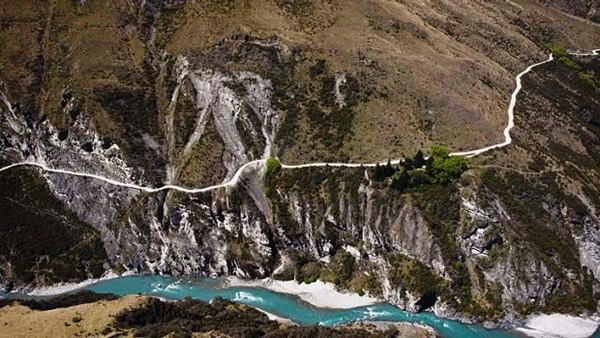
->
[264,157,283,198]
[388,254,447,299]
[270,56,364,162]
[1,0,600,327]
[412,182,475,312]
[480,169,597,313]
[275,0,314,16]
[0,168,107,285]
[547,44,596,87]
[578,71,595,87]
[264,146,470,313]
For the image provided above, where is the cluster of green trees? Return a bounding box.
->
[373,145,467,191]
[283,249,356,287]
[549,45,595,87]
[387,253,447,307]
[115,297,278,338]
[114,297,397,338]
[265,146,466,196]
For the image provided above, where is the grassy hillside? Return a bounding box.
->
[1,0,599,170]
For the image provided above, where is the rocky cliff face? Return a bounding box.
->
[1,0,600,328]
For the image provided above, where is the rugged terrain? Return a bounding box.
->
[1,0,600,329]
[540,0,599,21]
[0,292,437,338]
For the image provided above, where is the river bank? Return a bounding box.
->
[2,270,134,297]
[515,314,599,338]
[225,276,379,309]
[3,274,599,338]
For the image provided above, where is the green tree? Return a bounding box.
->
[265,157,282,177]
[547,44,582,71]
[431,155,466,184]
[409,169,432,186]
[431,144,450,158]
[403,157,415,170]
[547,44,568,58]
[373,160,395,181]
[391,168,410,191]
[413,150,426,168]
[330,251,355,285]
[426,145,466,184]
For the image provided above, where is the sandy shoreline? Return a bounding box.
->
[515,313,599,338]
[254,307,294,324]
[10,273,378,310]
[225,276,380,309]
[13,271,127,297]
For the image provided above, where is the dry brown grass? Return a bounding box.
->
[177,118,227,187]
[158,0,600,161]
[1,0,599,164]
[0,296,146,338]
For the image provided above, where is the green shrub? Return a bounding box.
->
[1,291,118,311]
[264,158,283,198]
[430,144,450,158]
[373,161,395,181]
[115,296,398,337]
[547,44,583,71]
[578,72,595,87]
[388,254,446,297]
[299,261,322,284]
[328,251,356,286]
[480,168,491,179]
[424,145,467,184]
[430,155,467,184]
[413,150,426,168]
[557,56,581,71]
[309,59,328,77]
[115,297,278,338]
[349,272,383,297]
[390,168,410,191]
[547,44,568,58]
[266,157,282,177]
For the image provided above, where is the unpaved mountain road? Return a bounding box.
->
[1,49,598,193]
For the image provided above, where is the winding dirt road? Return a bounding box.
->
[0,49,598,193]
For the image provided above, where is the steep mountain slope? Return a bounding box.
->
[1,0,600,328]
[2,0,600,170]
[539,0,599,21]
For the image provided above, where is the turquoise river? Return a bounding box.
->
[6,275,600,337]
[87,275,518,338]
